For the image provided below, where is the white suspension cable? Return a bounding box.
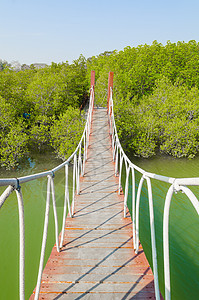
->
[0,85,95,300]
[107,86,199,300]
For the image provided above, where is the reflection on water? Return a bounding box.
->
[0,151,63,178]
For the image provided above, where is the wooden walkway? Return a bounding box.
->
[31,108,156,299]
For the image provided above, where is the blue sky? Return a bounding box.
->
[0,0,199,65]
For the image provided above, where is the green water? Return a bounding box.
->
[0,153,73,300]
[0,153,199,299]
[123,154,199,300]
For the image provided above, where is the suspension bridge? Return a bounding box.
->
[0,71,199,300]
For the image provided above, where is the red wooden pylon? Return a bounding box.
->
[90,70,95,88]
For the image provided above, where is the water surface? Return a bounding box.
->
[0,153,199,299]
[0,152,72,299]
[125,155,199,300]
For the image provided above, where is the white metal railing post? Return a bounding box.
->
[124,166,130,218]
[60,163,71,248]
[83,133,86,175]
[135,175,145,253]
[80,141,84,176]
[34,176,51,300]
[131,167,136,249]
[15,185,25,300]
[71,154,77,216]
[163,184,174,300]
[118,152,123,195]
[87,117,90,138]
[77,146,81,194]
[75,151,79,195]
[49,175,60,252]
[115,143,119,176]
[112,126,115,160]
[134,174,160,298]
[145,176,160,300]
[85,125,88,161]
[65,163,71,217]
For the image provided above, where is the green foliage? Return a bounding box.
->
[160,117,199,158]
[114,76,199,158]
[94,68,109,107]
[89,40,199,159]
[30,115,55,151]
[50,107,85,160]
[1,40,199,168]
[0,124,29,169]
[0,69,36,117]
[26,70,64,117]
[150,77,199,158]
[114,97,159,158]
[0,95,15,130]
[25,56,88,118]
[0,56,89,168]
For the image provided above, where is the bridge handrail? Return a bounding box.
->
[0,86,95,300]
[108,86,199,300]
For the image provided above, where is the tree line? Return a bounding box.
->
[1,40,199,169]
[87,40,199,159]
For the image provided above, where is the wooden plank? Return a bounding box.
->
[30,108,159,299]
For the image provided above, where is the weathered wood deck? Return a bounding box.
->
[31,108,156,299]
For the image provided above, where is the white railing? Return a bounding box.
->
[108,87,199,300]
[0,86,95,300]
